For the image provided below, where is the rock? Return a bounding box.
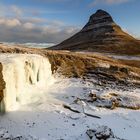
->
[86,126,123,140]
[86,129,96,139]
[94,126,114,139]
[110,66,119,72]
[0,128,39,140]
[119,68,128,74]
[0,128,12,139]
[89,92,97,101]
[87,92,140,110]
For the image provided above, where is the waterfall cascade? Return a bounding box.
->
[0,54,53,112]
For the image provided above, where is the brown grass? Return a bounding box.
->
[0,44,140,85]
[119,59,140,68]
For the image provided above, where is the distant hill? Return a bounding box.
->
[50,9,140,55]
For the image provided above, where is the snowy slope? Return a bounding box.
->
[0,78,140,140]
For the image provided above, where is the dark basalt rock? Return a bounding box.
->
[82,9,114,31]
[50,9,140,55]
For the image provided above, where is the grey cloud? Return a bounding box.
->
[0,5,23,17]
[0,4,67,19]
[0,17,80,43]
[10,5,23,16]
[0,4,80,43]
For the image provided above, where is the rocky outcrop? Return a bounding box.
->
[0,63,6,113]
[46,51,140,89]
[86,126,124,140]
[0,127,38,140]
[87,92,140,110]
[50,9,140,55]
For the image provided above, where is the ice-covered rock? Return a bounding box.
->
[0,127,39,140]
[87,92,140,110]
[86,125,123,140]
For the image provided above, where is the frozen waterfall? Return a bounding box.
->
[0,54,53,112]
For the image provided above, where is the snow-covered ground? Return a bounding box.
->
[0,53,140,140]
[0,77,140,140]
[107,54,140,60]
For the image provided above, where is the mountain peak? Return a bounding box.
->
[83,9,114,30]
[93,9,113,21]
[95,9,110,15]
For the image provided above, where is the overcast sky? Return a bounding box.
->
[0,0,139,44]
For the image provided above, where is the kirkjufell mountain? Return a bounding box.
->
[50,9,140,55]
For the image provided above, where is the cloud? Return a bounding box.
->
[11,5,23,16]
[23,22,35,29]
[0,5,23,17]
[0,16,80,43]
[0,18,21,27]
[0,4,80,43]
[0,4,67,19]
[90,0,130,6]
